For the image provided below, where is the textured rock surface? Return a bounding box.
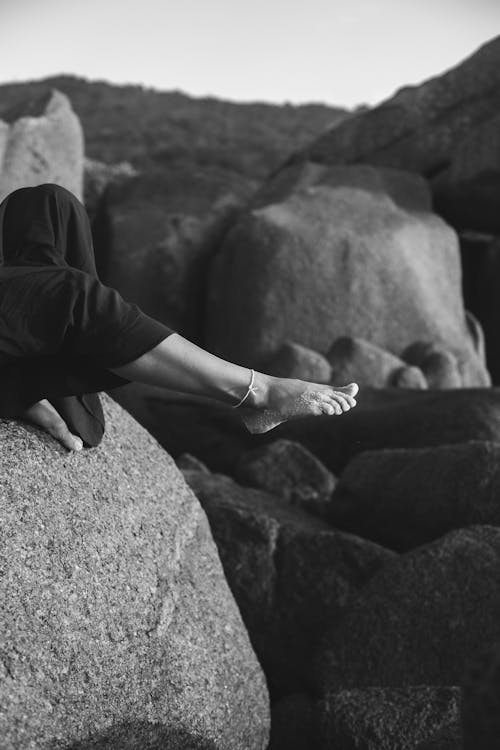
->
[101,169,255,339]
[0,396,269,750]
[462,642,500,749]
[269,694,319,750]
[263,341,332,382]
[0,90,83,201]
[328,336,427,389]
[316,526,500,690]
[234,438,336,515]
[275,387,500,475]
[318,687,462,750]
[293,36,500,180]
[460,233,500,385]
[182,470,394,696]
[433,113,500,234]
[328,441,500,551]
[205,163,485,384]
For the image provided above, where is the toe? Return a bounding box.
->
[325,398,342,415]
[344,382,359,398]
[332,394,351,412]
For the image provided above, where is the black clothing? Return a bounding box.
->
[0,183,174,445]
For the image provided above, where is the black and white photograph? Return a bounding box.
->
[0,0,499,747]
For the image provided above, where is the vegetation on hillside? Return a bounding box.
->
[0,76,350,180]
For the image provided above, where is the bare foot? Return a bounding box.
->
[22,399,84,451]
[240,376,359,434]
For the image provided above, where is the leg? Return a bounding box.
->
[0,183,97,274]
[111,333,359,433]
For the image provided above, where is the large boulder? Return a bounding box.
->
[205,163,486,385]
[275,387,500,475]
[234,438,336,516]
[433,113,500,234]
[292,36,500,182]
[100,168,256,338]
[114,387,500,480]
[328,441,500,550]
[0,90,84,201]
[315,526,500,691]
[182,469,394,696]
[0,396,269,749]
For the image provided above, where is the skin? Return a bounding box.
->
[22,333,359,450]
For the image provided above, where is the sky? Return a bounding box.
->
[0,0,499,108]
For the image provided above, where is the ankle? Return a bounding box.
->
[246,371,272,409]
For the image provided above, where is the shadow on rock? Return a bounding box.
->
[65,721,218,750]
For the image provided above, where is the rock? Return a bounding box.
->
[100,168,255,338]
[460,233,500,384]
[0,90,83,201]
[0,396,269,750]
[233,438,336,516]
[183,470,395,696]
[111,386,253,474]
[269,694,320,750]
[433,114,500,234]
[205,163,486,385]
[403,342,463,388]
[264,341,332,382]
[391,365,429,390]
[328,336,427,389]
[316,526,500,690]
[176,452,211,473]
[83,156,137,221]
[273,387,500,475]
[318,687,462,750]
[462,642,500,749]
[328,441,500,551]
[292,36,500,180]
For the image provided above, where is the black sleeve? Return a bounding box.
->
[0,265,175,368]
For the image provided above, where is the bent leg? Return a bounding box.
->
[0,183,97,273]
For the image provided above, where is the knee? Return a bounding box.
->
[35,183,82,208]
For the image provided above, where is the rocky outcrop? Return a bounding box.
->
[328,336,427,389]
[205,163,487,385]
[0,396,269,750]
[315,526,500,691]
[182,469,394,696]
[292,35,500,187]
[328,441,500,550]
[0,90,84,202]
[234,438,336,516]
[460,233,500,384]
[100,169,256,338]
[275,387,500,475]
[431,112,500,234]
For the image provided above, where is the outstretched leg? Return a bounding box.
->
[110,333,359,434]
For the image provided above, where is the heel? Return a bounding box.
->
[239,408,284,434]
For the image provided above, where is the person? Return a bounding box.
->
[0,183,358,451]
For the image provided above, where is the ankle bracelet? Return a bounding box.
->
[233,368,258,408]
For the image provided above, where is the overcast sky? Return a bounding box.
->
[1,0,499,107]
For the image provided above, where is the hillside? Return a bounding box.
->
[0,75,349,180]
